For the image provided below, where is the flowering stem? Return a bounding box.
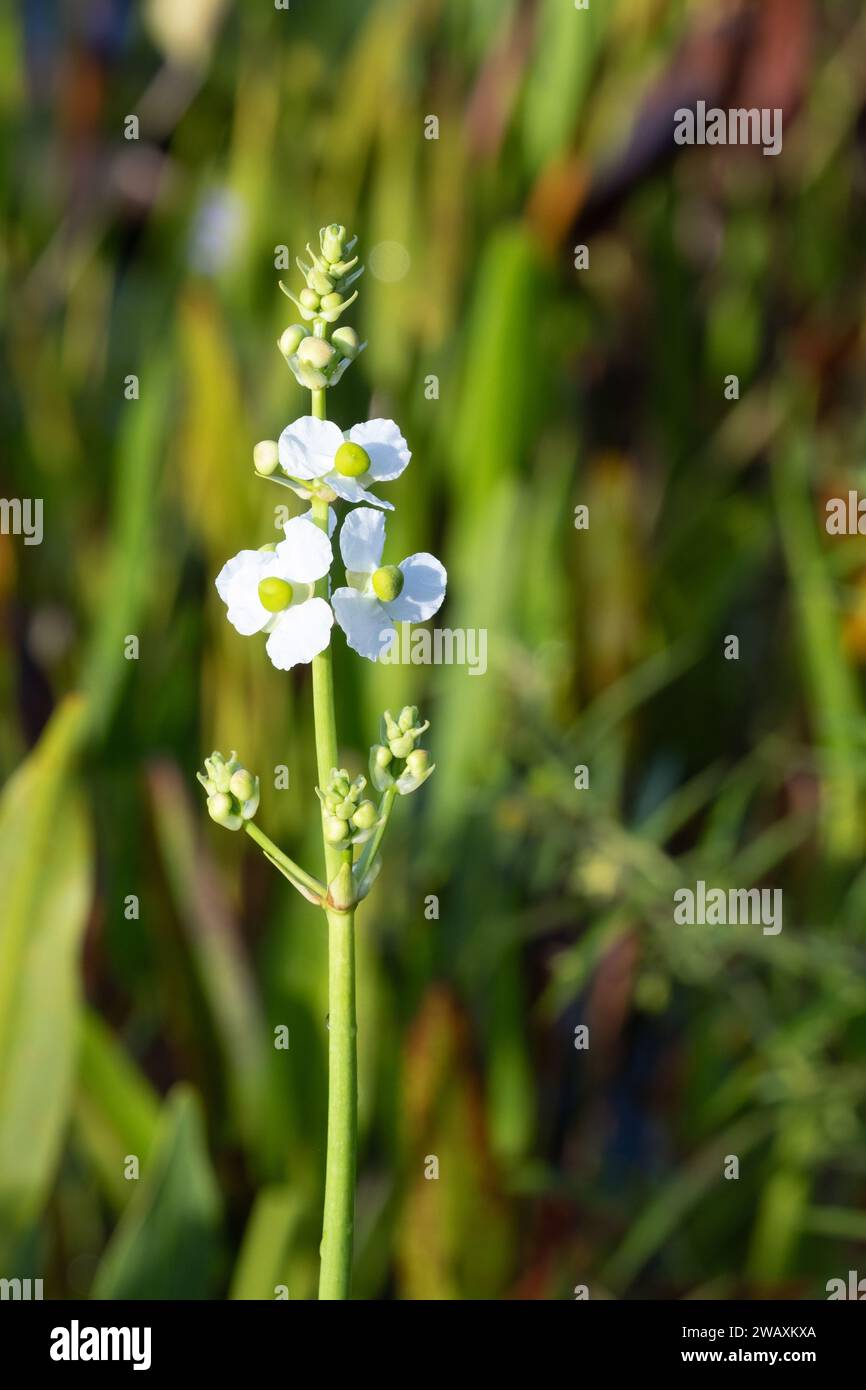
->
[354,784,397,891]
[243,820,326,905]
[309,378,357,1301]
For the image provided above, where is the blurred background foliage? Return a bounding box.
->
[2,0,866,1299]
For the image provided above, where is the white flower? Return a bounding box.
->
[276,416,410,510]
[331,507,446,661]
[215,516,334,670]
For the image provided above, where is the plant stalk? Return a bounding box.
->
[310,377,357,1301]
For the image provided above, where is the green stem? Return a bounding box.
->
[354,784,397,892]
[243,820,326,904]
[309,368,357,1301]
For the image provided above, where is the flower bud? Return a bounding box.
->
[369,744,394,792]
[398,705,419,733]
[351,799,377,831]
[324,815,349,845]
[299,288,320,311]
[199,751,259,826]
[335,798,356,819]
[405,749,429,778]
[331,326,361,361]
[309,270,335,296]
[383,710,401,742]
[229,768,256,802]
[328,862,356,911]
[320,289,358,323]
[389,733,414,759]
[321,224,348,264]
[207,792,241,830]
[205,752,233,793]
[297,337,335,370]
[253,439,280,476]
[296,364,328,391]
[278,324,308,357]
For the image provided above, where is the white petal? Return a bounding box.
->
[339,507,385,574]
[215,550,271,635]
[326,472,394,509]
[278,416,343,480]
[386,553,447,623]
[302,504,336,537]
[275,516,333,583]
[265,598,333,669]
[347,418,410,481]
[332,588,394,662]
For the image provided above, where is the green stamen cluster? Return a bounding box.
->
[334,440,370,478]
[258,576,293,612]
[371,564,404,601]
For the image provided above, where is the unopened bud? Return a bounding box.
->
[328,861,356,911]
[331,326,361,361]
[398,705,419,733]
[297,337,335,370]
[278,324,307,357]
[321,224,348,264]
[389,733,414,759]
[309,270,335,296]
[405,749,430,778]
[351,799,377,831]
[208,792,241,829]
[229,768,256,802]
[324,815,349,845]
[253,439,280,476]
[299,288,320,311]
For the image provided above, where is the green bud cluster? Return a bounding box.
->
[277,321,364,391]
[370,707,435,796]
[316,766,380,849]
[197,751,260,831]
[276,226,366,390]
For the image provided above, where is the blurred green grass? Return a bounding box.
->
[2,0,866,1299]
